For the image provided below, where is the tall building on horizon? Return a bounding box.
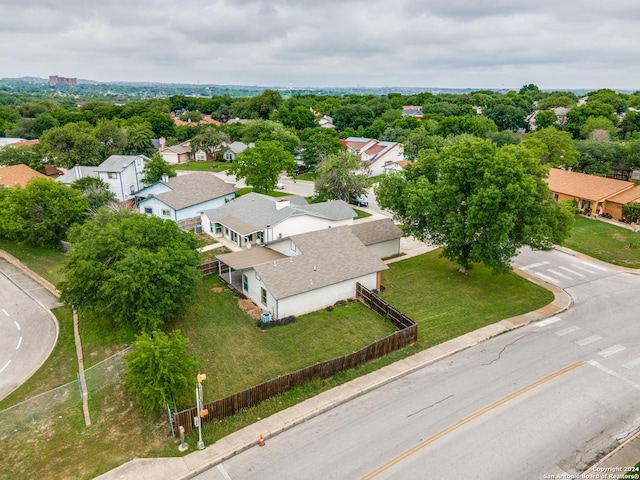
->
[49,75,77,86]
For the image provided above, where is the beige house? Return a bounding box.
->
[546,168,640,220]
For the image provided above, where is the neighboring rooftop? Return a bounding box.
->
[546,168,635,202]
[0,164,49,188]
[144,172,237,210]
[350,218,402,246]
[97,155,149,173]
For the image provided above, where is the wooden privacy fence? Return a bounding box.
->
[198,260,221,277]
[174,283,417,436]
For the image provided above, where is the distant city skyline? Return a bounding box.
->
[1,0,639,91]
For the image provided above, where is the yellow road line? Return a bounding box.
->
[360,361,585,480]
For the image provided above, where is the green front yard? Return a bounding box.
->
[174,161,230,172]
[562,216,640,268]
[0,240,562,479]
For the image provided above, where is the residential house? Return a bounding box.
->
[216,226,388,319]
[159,142,191,164]
[349,218,402,259]
[341,137,405,177]
[402,106,423,120]
[221,141,252,161]
[136,172,237,226]
[0,164,50,188]
[546,168,640,220]
[318,115,335,129]
[57,155,150,202]
[170,112,222,127]
[201,192,356,248]
[0,137,28,148]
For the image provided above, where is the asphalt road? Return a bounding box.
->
[194,247,640,479]
[0,259,59,401]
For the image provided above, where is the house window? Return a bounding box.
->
[107,172,117,179]
[224,152,233,161]
[257,231,264,244]
[242,274,248,293]
[162,209,171,217]
[195,151,206,161]
[215,223,223,234]
[260,287,267,305]
[144,207,152,214]
[230,231,238,243]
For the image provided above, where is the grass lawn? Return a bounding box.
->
[0,243,556,479]
[174,161,230,172]
[379,251,554,349]
[562,216,640,268]
[0,240,67,286]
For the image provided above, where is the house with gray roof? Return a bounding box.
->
[135,172,237,224]
[216,226,387,319]
[349,218,402,258]
[56,155,149,202]
[200,192,356,247]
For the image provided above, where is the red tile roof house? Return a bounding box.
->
[545,168,640,221]
[0,164,50,188]
[341,137,405,177]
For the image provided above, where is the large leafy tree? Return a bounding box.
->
[124,330,198,416]
[189,127,230,163]
[141,153,177,184]
[39,122,103,168]
[522,127,580,168]
[0,145,45,172]
[376,137,572,274]
[0,178,88,247]
[300,128,343,171]
[70,177,118,213]
[58,210,202,332]
[228,140,296,194]
[314,150,369,202]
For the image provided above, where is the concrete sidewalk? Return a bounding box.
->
[95,245,640,479]
[96,270,581,480]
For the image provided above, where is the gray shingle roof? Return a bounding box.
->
[349,218,402,246]
[254,226,387,300]
[97,155,149,172]
[203,193,353,234]
[145,172,237,210]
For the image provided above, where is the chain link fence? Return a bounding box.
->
[0,348,130,438]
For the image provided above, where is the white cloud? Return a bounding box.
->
[0,0,639,90]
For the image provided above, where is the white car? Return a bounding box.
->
[275,182,285,190]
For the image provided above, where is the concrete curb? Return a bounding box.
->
[97,269,574,480]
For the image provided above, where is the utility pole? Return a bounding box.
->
[195,373,207,450]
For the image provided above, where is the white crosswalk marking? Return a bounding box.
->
[588,360,640,391]
[547,269,572,280]
[556,326,580,336]
[535,272,562,285]
[571,264,597,274]
[520,261,550,270]
[581,261,608,272]
[598,344,626,358]
[575,335,602,346]
[558,266,585,277]
[538,316,562,327]
[623,358,640,370]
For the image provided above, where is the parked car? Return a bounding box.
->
[275,182,285,190]
[349,195,368,207]
[295,164,308,176]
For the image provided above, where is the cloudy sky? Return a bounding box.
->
[1,0,639,90]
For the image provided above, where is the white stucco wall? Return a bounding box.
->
[267,215,353,241]
[98,159,146,201]
[242,270,378,319]
[366,239,401,259]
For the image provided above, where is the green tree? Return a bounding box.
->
[300,128,343,171]
[332,104,375,131]
[314,150,369,202]
[580,116,617,141]
[142,153,177,184]
[484,104,527,131]
[0,178,88,246]
[58,210,202,332]
[522,127,580,168]
[375,138,571,274]
[124,330,198,416]
[94,120,127,158]
[228,140,296,194]
[535,110,558,129]
[70,177,118,213]
[0,145,45,172]
[39,122,103,168]
[124,123,156,157]
[189,127,230,163]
